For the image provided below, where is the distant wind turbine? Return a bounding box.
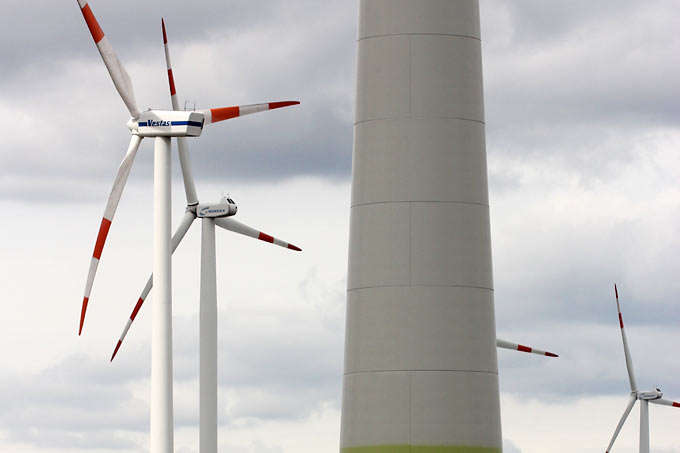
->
[75,2,298,452]
[605,284,679,453]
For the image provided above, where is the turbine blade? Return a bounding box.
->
[214,217,302,251]
[198,101,300,125]
[161,19,198,206]
[496,338,558,357]
[649,398,680,408]
[77,0,139,118]
[605,395,637,453]
[111,211,196,361]
[614,284,638,392]
[80,135,143,335]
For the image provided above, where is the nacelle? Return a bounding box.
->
[197,197,237,218]
[638,389,663,400]
[128,110,204,137]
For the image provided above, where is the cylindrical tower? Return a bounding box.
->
[340,1,502,452]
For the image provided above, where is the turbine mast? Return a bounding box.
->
[341,1,501,451]
[151,136,174,453]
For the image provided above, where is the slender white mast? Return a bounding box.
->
[151,136,174,453]
[640,400,649,453]
[200,218,218,453]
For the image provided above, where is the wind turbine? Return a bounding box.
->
[605,284,679,453]
[108,19,301,453]
[75,2,298,452]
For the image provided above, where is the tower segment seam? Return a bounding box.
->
[358,32,481,42]
[354,116,485,126]
[343,369,499,376]
[351,200,490,209]
[347,284,494,293]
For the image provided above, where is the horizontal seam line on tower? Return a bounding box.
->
[354,116,485,126]
[351,200,490,209]
[357,32,481,42]
[347,284,494,292]
[343,369,497,376]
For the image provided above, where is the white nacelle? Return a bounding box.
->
[196,197,237,218]
[638,389,663,400]
[129,110,205,137]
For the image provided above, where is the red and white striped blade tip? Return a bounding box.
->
[615,283,619,299]
[203,101,300,123]
[161,18,167,44]
[111,340,122,362]
[517,344,558,357]
[111,296,146,361]
[79,297,89,335]
[78,0,104,44]
[257,231,301,251]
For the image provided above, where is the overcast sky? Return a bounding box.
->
[1,1,679,452]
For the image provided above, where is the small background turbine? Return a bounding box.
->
[604,284,679,453]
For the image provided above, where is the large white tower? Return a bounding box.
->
[340,1,502,452]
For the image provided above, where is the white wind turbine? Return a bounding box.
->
[605,284,679,453]
[108,19,301,453]
[75,2,299,452]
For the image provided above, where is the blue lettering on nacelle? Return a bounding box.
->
[138,120,204,128]
[199,207,227,215]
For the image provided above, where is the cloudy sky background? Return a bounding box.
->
[1,0,679,452]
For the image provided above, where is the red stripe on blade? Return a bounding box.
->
[210,106,240,123]
[269,101,300,110]
[79,297,89,335]
[287,244,302,252]
[111,340,122,362]
[81,4,105,43]
[167,69,176,96]
[161,18,168,44]
[546,352,558,357]
[93,218,112,259]
[619,313,624,328]
[130,297,144,321]
[258,232,274,243]
[614,284,618,299]
[517,344,532,353]
[673,402,680,408]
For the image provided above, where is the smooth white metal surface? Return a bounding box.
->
[200,218,218,453]
[640,400,649,453]
[341,0,501,451]
[151,136,174,453]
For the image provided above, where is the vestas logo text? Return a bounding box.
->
[147,120,171,127]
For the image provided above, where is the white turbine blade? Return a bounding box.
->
[215,217,302,251]
[80,135,142,335]
[649,398,680,408]
[198,101,300,125]
[111,211,196,361]
[614,284,638,392]
[160,19,198,206]
[77,0,139,118]
[605,395,637,453]
[496,338,558,357]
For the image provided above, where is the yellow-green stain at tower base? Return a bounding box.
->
[342,446,501,453]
